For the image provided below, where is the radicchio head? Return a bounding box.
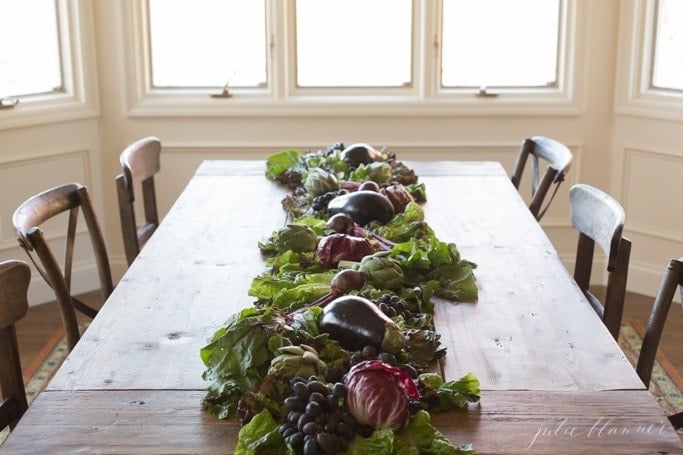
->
[343,360,421,430]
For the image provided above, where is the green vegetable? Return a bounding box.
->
[235,409,290,455]
[268,344,328,380]
[359,252,405,291]
[200,308,289,419]
[303,168,340,196]
[394,410,475,454]
[418,372,481,412]
[266,149,301,180]
[258,224,318,256]
[340,411,474,454]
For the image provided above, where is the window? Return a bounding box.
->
[129,0,578,116]
[148,0,267,89]
[0,0,63,101]
[295,0,412,88]
[0,0,98,129]
[441,0,561,89]
[650,0,683,91]
[616,0,683,121]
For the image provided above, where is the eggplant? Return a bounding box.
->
[340,143,383,166]
[319,295,406,354]
[327,191,395,226]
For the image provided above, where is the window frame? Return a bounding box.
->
[0,0,99,130]
[125,0,582,118]
[615,0,683,122]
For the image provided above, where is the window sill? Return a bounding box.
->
[127,91,581,118]
[0,95,99,130]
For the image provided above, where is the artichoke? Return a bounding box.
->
[366,162,392,184]
[259,224,318,255]
[359,251,405,291]
[304,168,339,196]
[268,344,328,380]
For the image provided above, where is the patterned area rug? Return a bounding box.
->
[2,322,681,445]
[619,321,683,422]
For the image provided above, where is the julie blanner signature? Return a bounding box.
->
[527,417,669,449]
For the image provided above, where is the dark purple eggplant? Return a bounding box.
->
[327,191,395,226]
[340,143,383,166]
[319,295,406,354]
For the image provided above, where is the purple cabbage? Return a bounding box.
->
[381,183,415,213]
[344,360,421,430]
[316,233,376,268]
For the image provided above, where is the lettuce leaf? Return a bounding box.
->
[235,409,291,455]
[200,308,289,419]
[394,411,475,455]
[418,372,481,412]
[266,148,301,180]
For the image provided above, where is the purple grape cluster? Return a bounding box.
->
[279,376,356,454]
[376,293,411,319]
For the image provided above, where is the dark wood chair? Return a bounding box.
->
[510,136,573,220]
[569,183,631,341]
[12,183,113,351]
[634,257,683,429]
[116,137,161,266]
[0,260,31,431]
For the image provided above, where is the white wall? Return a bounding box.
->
[1,0,680,306]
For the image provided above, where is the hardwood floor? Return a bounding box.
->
[15,291,104,375]
[14,289,683,383]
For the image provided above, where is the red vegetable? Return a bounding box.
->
[315,233,376,268]
[381,183,415,213]
[344,360,421,430]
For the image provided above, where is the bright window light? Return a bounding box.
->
[441,0,561,88]
[651,0,683,91]
[295,0,412,87]
[0,0,62,99]
[148,0,267,88]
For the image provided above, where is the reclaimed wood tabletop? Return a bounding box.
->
[1,160,681,454]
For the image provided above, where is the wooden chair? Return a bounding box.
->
[0,260,31,431]
[570,183,631,341]
[510,136,573,220]
[116,137,161,266]
[12,183,113,351]
[634,257,683,429]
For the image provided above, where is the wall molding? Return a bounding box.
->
[621,147,683,242]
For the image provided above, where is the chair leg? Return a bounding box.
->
[669,411,683,430]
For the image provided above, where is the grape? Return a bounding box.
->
[303,438,319,455]
[280,379,359,454]
[331,383,347,398]
[288,432,304,450]
[361,345,378,359]
[378,352,398,366]
[285,397,306,412]
[293,381,310,400]
[305,401,321,417]
[374,293,413,319]
[308,381,328,396]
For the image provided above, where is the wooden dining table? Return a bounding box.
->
[1,159,681,454]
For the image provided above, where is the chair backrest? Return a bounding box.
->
[12,183,113,351]
[0,260,31,431]
[636,257,683,387]
[510,136,573,220]
[570,183,631,340]
[116,136,161,266]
